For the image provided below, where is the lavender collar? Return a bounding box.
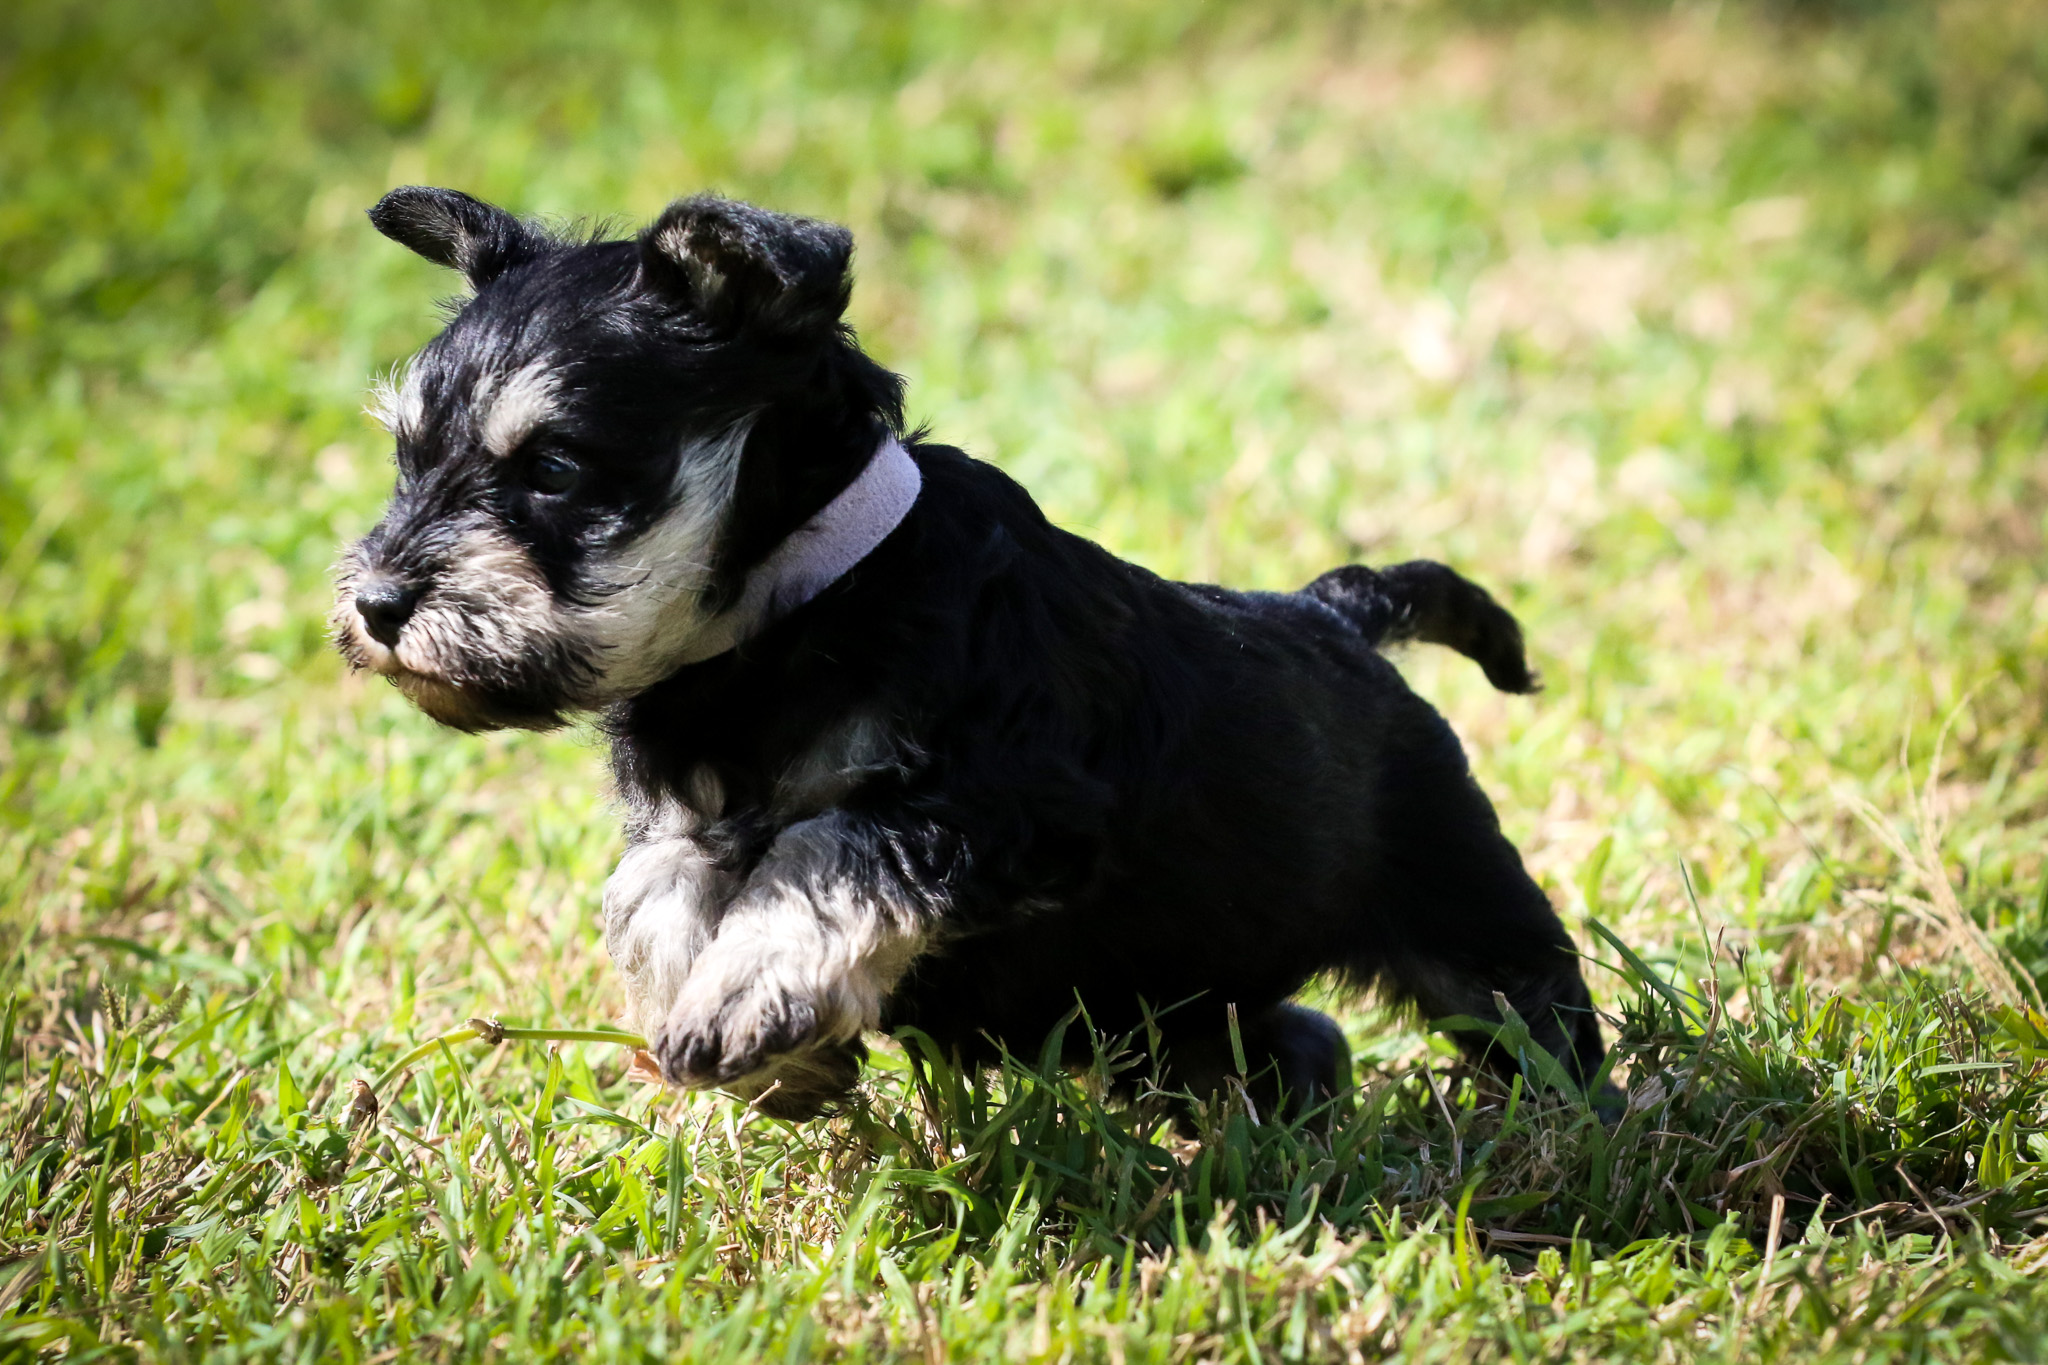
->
[674,434,921,665]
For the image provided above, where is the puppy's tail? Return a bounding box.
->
[1304,561,1539,693]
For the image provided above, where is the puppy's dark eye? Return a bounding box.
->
[523,452,579,496]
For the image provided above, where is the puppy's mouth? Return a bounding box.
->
[380,657,553,732]
[331,602,531,731]
[330,605,445,684]
[329,548,594,731]
[388,669,499,730]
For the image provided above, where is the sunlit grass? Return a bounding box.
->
[4,0,2048,1358]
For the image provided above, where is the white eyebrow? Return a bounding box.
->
[477,361,563,457]
[366,357,425,439]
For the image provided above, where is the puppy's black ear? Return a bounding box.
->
[638,195,853,336]
[367,186,552,286]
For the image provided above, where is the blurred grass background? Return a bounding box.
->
[5,0,2048,1359]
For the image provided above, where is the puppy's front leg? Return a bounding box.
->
[602,800,734,1035]
[654,812,929,1096]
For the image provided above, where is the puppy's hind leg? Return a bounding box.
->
[1354,720,1612,1104]
[1386,947,1609,1099]
[1162,1001,1354,1122]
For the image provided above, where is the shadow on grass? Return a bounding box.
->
[844,934,2048,1261]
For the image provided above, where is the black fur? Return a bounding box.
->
[610,446,1607,1103]
[369,186,555,286]
[344,188,1610,1121]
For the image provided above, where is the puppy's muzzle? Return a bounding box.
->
[352,575,423,647]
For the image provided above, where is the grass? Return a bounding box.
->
[5,0,2048,1358]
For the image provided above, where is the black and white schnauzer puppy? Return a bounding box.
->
[335,187,1610,1121]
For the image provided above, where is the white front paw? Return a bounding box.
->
[652,931,875,1087]
[655,973,822,1087]
[602,828,732,1030]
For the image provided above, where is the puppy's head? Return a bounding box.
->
[334,187,901,730]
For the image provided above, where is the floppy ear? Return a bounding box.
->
[367,186,553,286]
[637,194,853,336]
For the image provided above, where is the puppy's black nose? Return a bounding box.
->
[354,577,423,647]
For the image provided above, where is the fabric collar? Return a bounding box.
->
[673,433,921,665]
